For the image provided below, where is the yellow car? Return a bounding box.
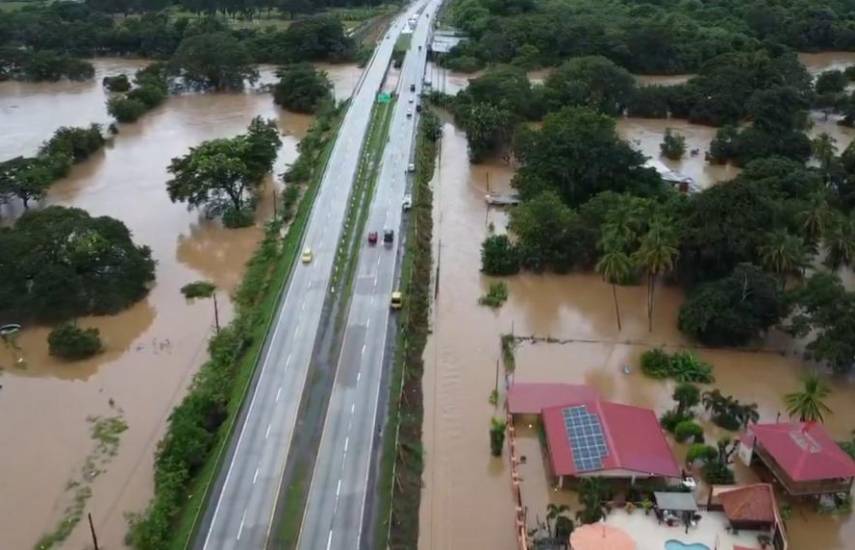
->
[390,291,402,309]
[301,247,313,264]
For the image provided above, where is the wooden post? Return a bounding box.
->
[495,359,500,396]
[272,186,277,218]
[87,513,99,550]
[213,293,220,334]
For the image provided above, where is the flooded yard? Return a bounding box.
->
[0,58,357,548]
[419,113,855,549]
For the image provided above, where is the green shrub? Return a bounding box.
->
[40,124,105,162]
[685,443,717,465]
[674,420,704,443]
[643,348,714,383]
[669,351,714,383]
[478,281,509,308]
[48,323,102,360]
[222,206,255,228]
[490,417,506,456]
[180,281,216,299]
[103,74,130,92]
[641,348,671,378]
[481,234,520,275]
[660,410,691,433]
[701,460,735,484]
[107,96,148,123]
[660,128,686,160]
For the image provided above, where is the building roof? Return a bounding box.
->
[748,422,855,482]
[543,400,679,478]
[717,484,776,524]
[507,383,599,415]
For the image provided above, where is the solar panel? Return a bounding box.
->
[562,405,608,472]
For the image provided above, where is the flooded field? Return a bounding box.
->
[799,51,855,75]
[0,58,357,548]
[419,114,855,549]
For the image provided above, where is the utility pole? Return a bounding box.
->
[213,293,220,333]
[272,186,277,218]
[87,513,99,550]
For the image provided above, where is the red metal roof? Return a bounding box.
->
[543,400,679,478]
[507,383,599,415]
[749,422,855,482]
[718,483,776,524]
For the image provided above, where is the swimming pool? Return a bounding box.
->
[664,540,711,550]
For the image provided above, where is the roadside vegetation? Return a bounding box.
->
[126,104,344,549]
[478,281,508,308]
[376,109,440,550]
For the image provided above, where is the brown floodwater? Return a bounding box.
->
[0,57,361,548]
[420,114,855,549]
[799,51,855,75]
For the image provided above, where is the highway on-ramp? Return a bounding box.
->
[196,3,430,548]
[296,3,441,549]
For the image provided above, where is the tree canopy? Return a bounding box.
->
[0,206,155,322]
[170,32,257,90]
[167,117,281,226]
[273,63,332,114]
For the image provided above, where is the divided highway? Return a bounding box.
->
[297,2,442,549]
[196,3,432,548]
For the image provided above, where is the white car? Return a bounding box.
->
[402,195,412,210]
[408,96,414,104]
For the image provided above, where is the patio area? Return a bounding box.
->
[603,508,764,550]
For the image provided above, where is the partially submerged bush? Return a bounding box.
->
[48,323,102,360]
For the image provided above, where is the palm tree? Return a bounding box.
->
[758,229,808,288]
[784,373,832,422]
[824,212,855,271]
[576,478,610,524]
[632,220,679,332]
[799,191,833,243]
[811,132,838,180]
[546,503,571,538]
[595,238,633,332]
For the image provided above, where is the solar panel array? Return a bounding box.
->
[562,405,608,472]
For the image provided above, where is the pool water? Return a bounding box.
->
[664,540,711,550]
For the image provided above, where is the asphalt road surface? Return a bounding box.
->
[296,3,442,549]
[196,4,431,548]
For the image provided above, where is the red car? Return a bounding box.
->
[368,231,378,245]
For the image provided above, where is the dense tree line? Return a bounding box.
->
[0,2,357,79]
[0,125,105,209]
[272,63,332,113]
[0,207,155,323]
[443,0,855,75]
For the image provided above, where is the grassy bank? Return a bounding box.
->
[375,110,441,549]
[125,103,344,550]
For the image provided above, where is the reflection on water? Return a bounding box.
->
[635,73,694,86]
[0,56,354,548]
[420,114,855,549]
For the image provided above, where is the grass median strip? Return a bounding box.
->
[375,109,440,550]
[124,103,344,550]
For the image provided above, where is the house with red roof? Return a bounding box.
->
[740,422,855,496]
[541,399,680,487]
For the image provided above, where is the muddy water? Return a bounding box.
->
[420,115,855,549]
[0,57,364,548]
[617,117,740,189]
[0,58,150,159]
[799,51,855,75]
[635,74,694,86]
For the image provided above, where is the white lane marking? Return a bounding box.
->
[344,436,349,452]
[276,387,282,402]
[351,403,356,414]
[361,344,367,356]
[376,256,381,266]
[302,300,306,312]
[326,529,333,550]
[265,423,271,439]
[336,479,342,497]
[253,467,260,485]
[357,372,361,383]
[366,318,371,328]
[286,353,292,366]
[236,509,247,540]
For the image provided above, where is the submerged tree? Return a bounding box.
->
[633,219,679,332]
[595,237,632,331]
